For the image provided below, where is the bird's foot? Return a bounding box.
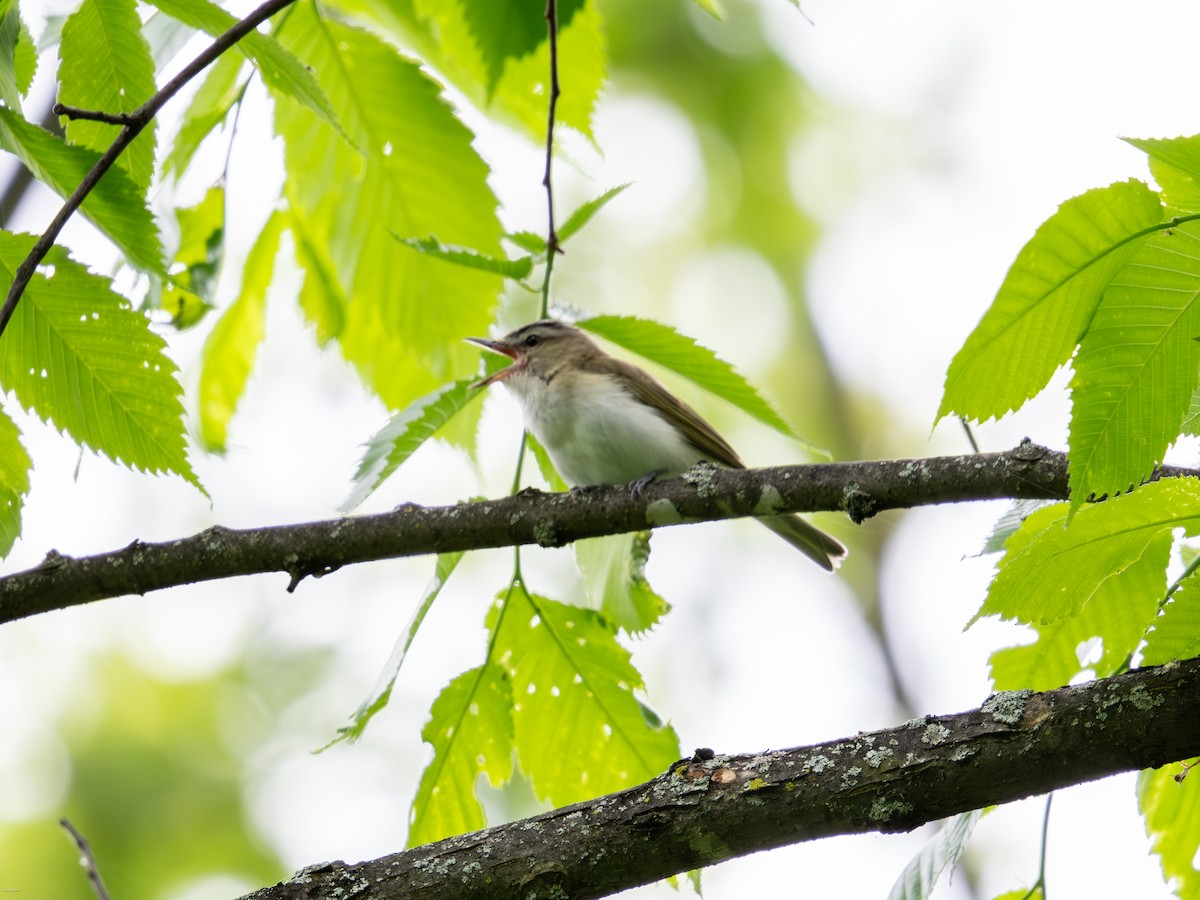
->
[629,471,661,498]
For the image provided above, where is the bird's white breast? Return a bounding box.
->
[503,370,702,487]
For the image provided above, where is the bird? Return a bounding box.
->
[467,319,847,570]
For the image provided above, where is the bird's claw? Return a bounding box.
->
[629,471,660,498]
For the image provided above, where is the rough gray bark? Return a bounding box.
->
[4,441,1196,625]
[239,656,1200,899]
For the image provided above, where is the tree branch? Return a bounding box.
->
[2,442,1197,625]
[238,655,1200,900]
[0,0,301,339]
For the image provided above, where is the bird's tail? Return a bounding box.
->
[759,514,847,571]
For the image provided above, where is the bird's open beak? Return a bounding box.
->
[465,337,519,388]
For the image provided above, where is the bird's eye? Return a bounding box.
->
[524,334,541,348]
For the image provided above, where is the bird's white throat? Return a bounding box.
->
[501,369,703,487]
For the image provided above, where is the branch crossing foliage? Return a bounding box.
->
[0,0,1197,897]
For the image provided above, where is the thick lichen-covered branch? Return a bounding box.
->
[1,442,1196,625]
[238,655,1200,900]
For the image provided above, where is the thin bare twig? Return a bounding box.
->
[0,0,300,339]
[541,0,562,256]
[60,818,112,900]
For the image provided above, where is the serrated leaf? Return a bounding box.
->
[274,5,501,410]
[493,586,679,807]
[557,183,630,243]
[1142,575,1200,666]
[409,662,514,846]
[0,109,164,274]
[331,552,463,747]
[0,403,30,559]
[971,481,1200,628]
[1127,135,1200,187]
[341,378,482,512]
[938,180,1164,424]
[58,0,157,189]
[886,810,981,900]
[988,507,1168,690]
[198,210,283,451]
[0,0,35,113]
[575,532,670,634]
[578,314,821,453]
[147,0,344,142]
[977,499,1053,556]
[0,234,198,487]
[164,48,246,178]
[1068,222,1200,514]
[505,230,547,254]
[392,233,533,280]
[1139,764,1200,900]
[460,0,586,93]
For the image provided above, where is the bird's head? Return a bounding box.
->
[466,319,595,388]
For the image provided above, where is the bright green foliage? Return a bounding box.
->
[580,313,813,448]
[170,184,224,302]
[938,179,1164,424]
[409,662,515,846]
[972,480,1200,627]
[341,378,482,512]
[0,235,197,487]
[273,2,502,409]
[341,0,605,140]
[492,586,679,808]
[392,233,534,280]
[0,109,164,274]
[58,0,157,189]
[575,532,670,634]
[147,0,343,140]
[1142,576,1200,666]
[288,207,346,345]
[0,405,29,559]
[334,552,464,746]
[887,810,982,900]
[198,209,283,451]
[164,49,246,177]
[988,506,1167,690]
[1068,222,1200,514]
[557,183,630,243]
[1139,764,1200,900]
[0,0,35,113]
[461,0,587,93]
[990,891,1044,900]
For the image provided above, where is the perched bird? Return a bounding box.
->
[468,319,846,570]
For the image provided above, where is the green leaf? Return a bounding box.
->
[505,230,547,254]
[1181,384,1200,437]
[1142,575,1200,666]
[288,206,346,345]
[689,0,722,17]
[971,481,1200,628]
[274,4,501,410]
[164,48,246,178]
[331,552,464,747]
[557,183,630,243]
[1139,763,1200,900]
[1068,222,1200,513]
[340,378,482,512]
[886,810,981,900]
[146,0,345,142]
[493,585,679,807]
[58,0,157,189]
[0,0,35,113]
[988,507,1167,690]
[391,233,533,280]
[409,662,514,846]
[197,210,283,452]
[0,234,198,487]
[1127,134,1200,213]
[460,0,587,92]
[938,180,1165,423]
[0,109,164,274]
[977,499,1052,556]
[574,532,670,634]
[578,314,820,452]
[0,403,30,559]
[171,184,224,301]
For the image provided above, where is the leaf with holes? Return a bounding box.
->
[492,585,679,807]
[0,233,198,488]
[408,662,513,846]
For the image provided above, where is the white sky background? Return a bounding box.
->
[1,0,1198,898]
